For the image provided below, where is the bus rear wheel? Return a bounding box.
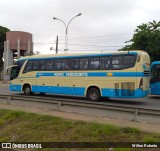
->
[24,85,32,96]
[87,88,101,102]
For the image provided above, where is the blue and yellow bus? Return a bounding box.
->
[7,50,150,101]
[150,61,160,95]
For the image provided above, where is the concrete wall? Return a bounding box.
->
[3,31,33,81]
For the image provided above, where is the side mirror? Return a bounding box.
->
[6,68,11,75]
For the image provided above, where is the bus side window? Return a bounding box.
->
[100,57,110,70]
[90,57,100,70]
[55,59,62,70]
[112,56,126,70]
[46,60,53,71]
[33,61,39,71]
[62,59,70,70]
[23,60,33,73]
[80,58,88,70]
[39,60,46,71]
[71,59,79,70]
[123,55,135,68]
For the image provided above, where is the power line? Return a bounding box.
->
[58,42,124,48]
[34,32,133,45]
[34,42,56,46]
[68,33,133,40]
[68,48,119,51]
[34,41,124,47]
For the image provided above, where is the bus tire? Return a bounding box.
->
[23,85,32,96]
[40,92,45,95]
[87,87,101,102]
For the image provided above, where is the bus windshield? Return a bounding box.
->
[7,59,26,80]
[151,65,160,80]
[150,62,160,95]
[10,66,20,80]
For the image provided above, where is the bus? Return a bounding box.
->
[150,61,160,95]
[7,50,150,101]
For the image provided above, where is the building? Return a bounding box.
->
[3,31,33,81]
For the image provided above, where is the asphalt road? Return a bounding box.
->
[0,85,160,125]
[0,85,160,110]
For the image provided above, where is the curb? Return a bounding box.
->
[0,81,9,86]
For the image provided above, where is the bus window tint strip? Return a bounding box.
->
[22,54,137,73]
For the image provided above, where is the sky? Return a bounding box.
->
[1,0,160,54]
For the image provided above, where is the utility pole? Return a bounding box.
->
[55,36,58,54]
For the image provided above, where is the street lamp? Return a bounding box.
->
[53,13,82,52]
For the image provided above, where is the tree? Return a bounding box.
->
[0,26,10,69]
[120,20,160,61]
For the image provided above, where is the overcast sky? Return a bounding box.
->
[1,0,160,54]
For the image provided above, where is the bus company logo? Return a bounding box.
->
[54,72,88,77]
[54,73,64,76]
[2,143,12,148]
[66,72,88,77]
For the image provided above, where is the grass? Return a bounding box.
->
[0,109,160,151]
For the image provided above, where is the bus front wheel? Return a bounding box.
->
[87,88,101,102]
[24,85,32,95]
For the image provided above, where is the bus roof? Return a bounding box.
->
[151,61,160,66]
[17,50,145,61]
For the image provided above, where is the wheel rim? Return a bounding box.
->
[25,87,30,94]
[90,91,98,100]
